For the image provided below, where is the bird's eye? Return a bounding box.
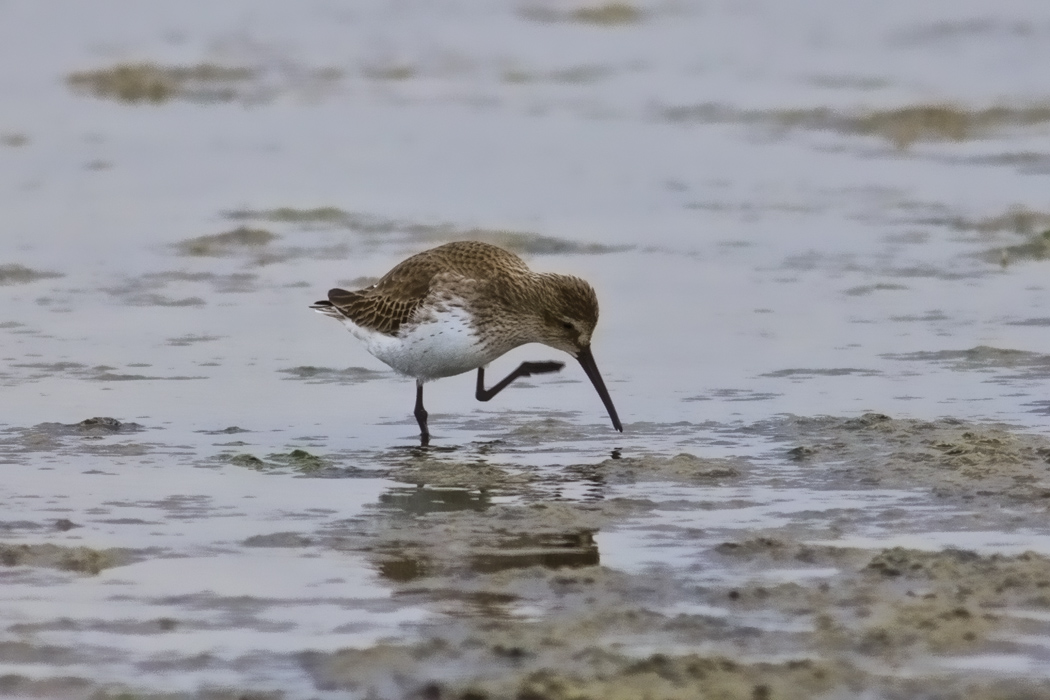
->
[561,321,574,330]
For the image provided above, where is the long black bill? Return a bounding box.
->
[576,345,623,432]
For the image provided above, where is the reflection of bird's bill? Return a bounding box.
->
[576,345,623,432]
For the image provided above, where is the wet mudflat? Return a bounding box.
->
[4,1,1050,698]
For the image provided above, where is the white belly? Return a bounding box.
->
[339,306,496,380]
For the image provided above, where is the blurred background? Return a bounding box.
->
[5,0,1050,429]
[4,1,1050,698]
[4,0,1050,433]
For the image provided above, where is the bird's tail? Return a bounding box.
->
[310,299,343,319]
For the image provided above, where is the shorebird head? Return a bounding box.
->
[538,275,623,433]
[537,275,600,355]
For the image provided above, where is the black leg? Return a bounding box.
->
[476,361,564,402]
[414,380,430,447]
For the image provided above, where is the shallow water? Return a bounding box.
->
[4,1,1050,698]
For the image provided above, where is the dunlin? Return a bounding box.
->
[311,241,622,445]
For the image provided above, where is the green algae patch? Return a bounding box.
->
[850,104,1050,149]
[226,206,351,225]
[848,547,1050,655]
[242,532,313,548]
[0,133,28,147]
[856,600,996,655]
[226,449,330,473]
[571,2,643,25]
[0,264,63,285]
[305,643,843,700]
[0,543,128,575]
[886,345,1050,379]
[278,365,385,385]
[864,547,1050,608]
[573,451,746,483]
[502,64,616,85]
[502,68,535,84]
[223,206,629,255]
[390,456,530,491]
[456,228,629,255]
[175,227,278,257]
[714,536,863,566]
[910,205,1050,265]
[167,334,221,347]
[921,205,1050,236]
[89,688,283,700]
[662,101,1050,149]
[768,412,1050,500]
[75,416,143,432]
[999,228,1050,263]
[269,449,328,473]
[0,674,101,699]
[522,2,645,26]
[844,283,909,297]
[67,62,256,104]
[5,674,282,700]
[228,453,268,470]
[67,61,343,106]
[712,537,1050,659]
[307,590,1050,700]
[226,207,403,234]
[361,63,417,81]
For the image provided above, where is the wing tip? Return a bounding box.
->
[328,287,356,301]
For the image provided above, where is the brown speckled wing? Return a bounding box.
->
[325,241,531,336]
[326,287,420,336]
[326,254,440,336]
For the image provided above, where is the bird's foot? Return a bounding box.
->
[519,361,565,376]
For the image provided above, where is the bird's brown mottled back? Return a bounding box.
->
[325,241,532,336]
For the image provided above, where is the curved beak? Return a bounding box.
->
[576,345,623,432]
